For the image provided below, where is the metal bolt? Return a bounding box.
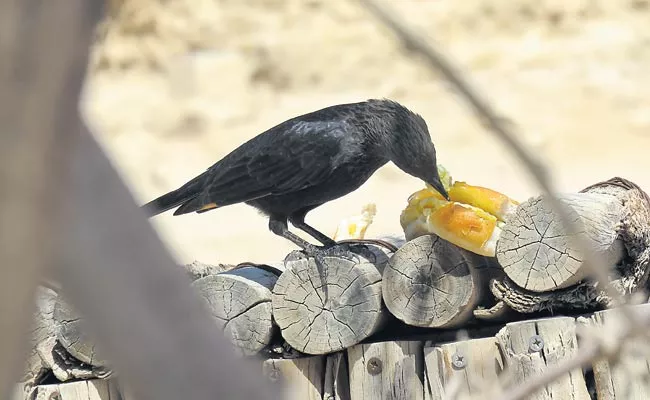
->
[529,335,544,352]
[451,352,466,369]
[367,357,383,375]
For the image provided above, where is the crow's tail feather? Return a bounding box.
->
[141,174,206,217]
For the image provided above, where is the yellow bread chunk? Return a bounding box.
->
[448,182,519,222]
[333,203,377,241]
[401,165,518,256]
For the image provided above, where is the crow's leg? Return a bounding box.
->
[288,210,337,247]
[270,215,338,298]
[268,216,321,253]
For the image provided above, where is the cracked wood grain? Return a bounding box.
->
[53,297,109,368]
[272,245,390,355]
[423,336,504,400]
[496,316,590,400]
[263,356,325,400]
[382,235,501,329]
[496,193,625,293]
[191,265,280,356]
[348,341,424,400]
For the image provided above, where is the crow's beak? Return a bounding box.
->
[428,179,450,201]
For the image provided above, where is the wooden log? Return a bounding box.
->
[272,244,390,355]
[262,356,326,400]
[495,316,590,400]
[191,265,281,356]
[347,341,425,400]
[490,276,603,314]
[53,297,109,368]
[382,235,500,329]
[581,308,650,399]
[32,379,124,400]
[423,337,504,400]
[182,260,229,281]
[496,192,625,292]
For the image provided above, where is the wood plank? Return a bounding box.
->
[495,316,590,400]
[348,341,424,400]
[263,356,326,400]
[324,352,351,400]
[424,336,504,399]
[34,379,122,400]
[582,308,650,400]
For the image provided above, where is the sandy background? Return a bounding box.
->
[81,0,650,265]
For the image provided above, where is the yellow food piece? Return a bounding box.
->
[333,203,377,241]
[400,164,518,256]
[448,181,519,222]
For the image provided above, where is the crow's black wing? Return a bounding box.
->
[174,119,351,214]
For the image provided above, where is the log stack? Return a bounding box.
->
[15,177,650,400]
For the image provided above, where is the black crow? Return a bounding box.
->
[142,99,448,254]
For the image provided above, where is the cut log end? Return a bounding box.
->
[382,235,493,329]
[53,298,109,368]
[191,266,280,356]
[496,193,625,293]
[271,245,389,355]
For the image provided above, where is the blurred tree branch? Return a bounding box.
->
[0,0,102,397]
[0,1,276,399]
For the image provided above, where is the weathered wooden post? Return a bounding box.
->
[496,317,590,400]
[347,341,424,400]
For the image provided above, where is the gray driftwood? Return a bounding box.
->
[382,235,500,328]
[191,265,280,356]
[53,298,109,368]
[424,336,504,400]
[262,356,326,400]
[272,244,390,355]
[495,316,590,400]
[347,341,424,400]
[496,192,625,292]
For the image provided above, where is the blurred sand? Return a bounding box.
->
[82,0,650,265]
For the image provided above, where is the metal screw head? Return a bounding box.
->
[529,335,544,352]
[451,352,466,369]
[367,357,383,375]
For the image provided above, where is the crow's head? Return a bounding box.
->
[381,102,450,200]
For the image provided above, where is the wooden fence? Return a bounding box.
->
[19,303,650,400]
